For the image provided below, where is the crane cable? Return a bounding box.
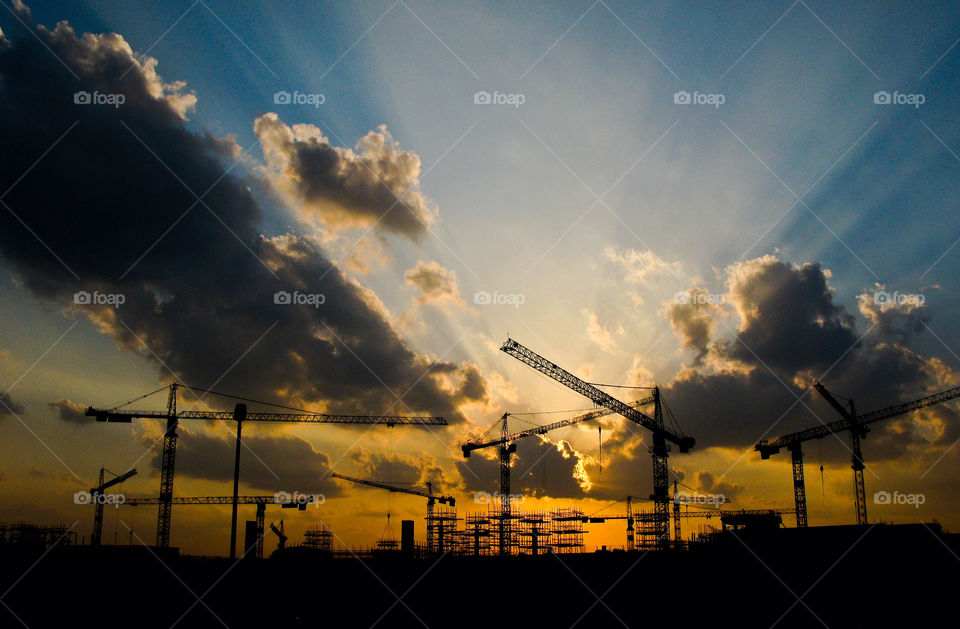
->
[106,385,171,411]
[818,440,825,505]
[598,425,602,481]
[589,382,656,390]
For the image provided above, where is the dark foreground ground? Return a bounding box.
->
[0,523,954,628]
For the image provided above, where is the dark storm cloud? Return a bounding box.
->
[659,256,958,459]
[47,399,86,424]
[148,429,342,495]
[255,113,435,239]
[339,450,461,496]
[664,288,722,366]
[857,291,931,345]
[457,433,596,500]
[721,258,859,374]
[0,393,25,417]
[0,13,479,422]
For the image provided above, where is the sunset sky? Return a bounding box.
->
[1,0,959,555]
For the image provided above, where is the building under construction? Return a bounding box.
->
[301,524,333,552]
[0,522,77,548]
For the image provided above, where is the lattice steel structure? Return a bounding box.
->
[550,508,585,554]
[462,513,493,556]
[500,339,694,549]
[303,524,333,551]
[757,381,960,527]
[426,505,459,554]
[0,522,77,548]
[88,383,447,547]
[517,510,551,556]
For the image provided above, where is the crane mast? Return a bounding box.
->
[88,383,447,548]
[757,382,960,526]
[462,402,646,554]
[124,494,310,558]
[500,338,694,548]
[157,383,178,548]
[330,471,454,554]
[90,467,137,546]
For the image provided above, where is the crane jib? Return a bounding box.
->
[499,338,694,452]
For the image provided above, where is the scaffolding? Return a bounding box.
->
[550,508,585,554]
[517,510,551,556]
[426,506,459,554]
[634,511,661,550]
[462,513,493,556]
[0,522,77,548]
[489,507,520,556]
[302,524,333,552]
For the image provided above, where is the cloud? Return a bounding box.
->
[720,256,858,374]
[0,393,25,417]
[458,424,601,500]
[0,12,484,426]
[47,399,86,424]
[255,113,435,239]
[658,255,960,456]
[342,450,460,495]
[582,308,616,353]
[692,471,742,502]
[665,288,725,365]
[149,429,342,495]
[604,246,683,284]
[857,285,930,345]
[404,260,464,306]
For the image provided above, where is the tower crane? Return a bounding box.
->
[270,520,287,550]
[329,471,455,553]
[89,467,137,546]
[124,494,312,558]
[461,401,649,555]
[756,381,960,527]
[500,338,694,548]
[87,383,446,548]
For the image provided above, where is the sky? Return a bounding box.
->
[1,0,959,555]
